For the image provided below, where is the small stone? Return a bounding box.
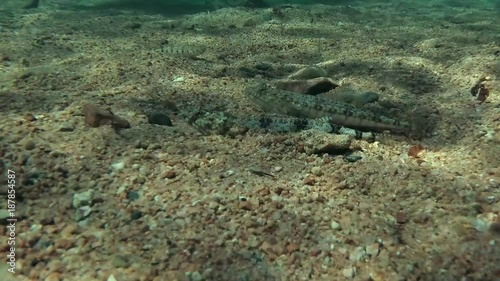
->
[349,246,366,262]
[44,272,61,281]
[23,113,36,121]
[126,191,140,201]
[130,210,143,220]
[365,242,381,257]
[342,266,356,278]
[248,235,260,248]
[489,222,500,234]
[74,206,92,221]
[208,201,219,210]
[344,155,362,163]
[23,139,36,150]
[173,76,185,82]
[303,175,316,186]
[82,103,130,129]
[330,220,341,230]
[286,242,300,253]
[189,271,202,281]
[238,200,253,211]
[311,166,323,176]
[147,112,173,126]
[395,211,408,224]
[163,170,176,179]
[300,129,351,155]
[107,275,117,281]
[61,223,78,238]
[111,161,125,171]
[72,190,94,208]
[58,122,75,132]
[111,255,129,268]
[40,216,55,225]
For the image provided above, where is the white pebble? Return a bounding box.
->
[112,161,125,170]
[330,220,341,230]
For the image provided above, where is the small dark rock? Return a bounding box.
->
[23,139,36,150]
[395,211,408,224]
[126,191,140,201]
[163,170,176,179]
[40,217,55,225]
[23,113,36,121]
[130,210,143,220]
[147,112,172,126]
[344,155,362,163]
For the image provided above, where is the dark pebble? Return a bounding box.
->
[147,112,172,126]
[126,191,140,201]
[344,155,362,163]
[130,210,143,220]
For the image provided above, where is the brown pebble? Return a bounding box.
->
[395,211,408,224]
[23,139,36,150]
[163,170,176,179]
[40,217,55,225]
[82,103,130,128]
[54,238,74,250]
[489,222,500,234]
[303,176,316,186]
[23,113,36,121]
[287,252,298,265]
[261,241,274,256]
[286,242,300,253]
[61,223,78,238]
[238,200,253,211]
[44,272,61,281]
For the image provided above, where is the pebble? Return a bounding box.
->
[330,220,341,230]
[311,166,323,176]
[147,112,173,126]
[72,190,94,208]
[23,113,36,121]
[286,242,300,253]
[82,103,130,128]
[300,129,351,155]
[349,246,366,262]
[188,271,202,281]
[395,211,408,224]
[23,139,36,150]
[162,170,177,179]
[74,206,92,221]
[58,122,75,132]
[111,255,129,268]
[342,266,356,278]
[366,242,381,257]
[112,161,125,171]
[344,155,362,163]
